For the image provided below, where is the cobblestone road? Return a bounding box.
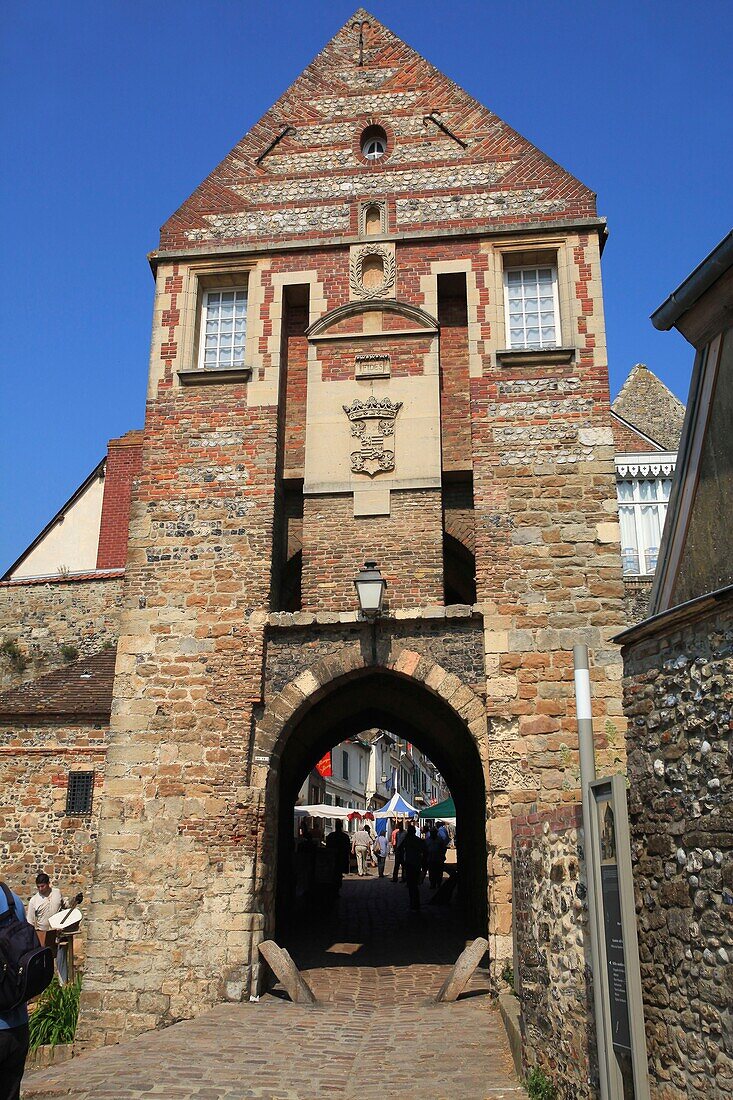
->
[23,865,526,1099]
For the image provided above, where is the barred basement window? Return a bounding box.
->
[66,771,94,816]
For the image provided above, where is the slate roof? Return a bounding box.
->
[0,650,116,719]
[612,364,686,451]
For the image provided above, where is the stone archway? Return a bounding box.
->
[251,647,493,965]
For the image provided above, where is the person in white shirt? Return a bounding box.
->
[26,873,63,948]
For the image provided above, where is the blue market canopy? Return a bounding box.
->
[373,792,418,819]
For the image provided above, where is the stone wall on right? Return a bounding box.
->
[622,601,733,1098]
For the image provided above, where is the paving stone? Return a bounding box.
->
[23,872,525,1099]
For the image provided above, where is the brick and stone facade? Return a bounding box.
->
[6,11,631,1057]
[0,651,115,908]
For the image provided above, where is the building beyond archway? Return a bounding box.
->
[269,666,488,942]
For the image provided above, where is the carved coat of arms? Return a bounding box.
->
[343,396,402,477]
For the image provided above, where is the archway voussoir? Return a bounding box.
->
[459,696,487,725]
[435,671,463,702]
[338,645,365,673]
[389,648,422,678]
[292,669,321,698]
[452,684,479,717]
[278,682,307,713]
[468,716,488,743]
[424,664,449,693]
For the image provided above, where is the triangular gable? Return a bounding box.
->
[612,364,686,452]
[159,9,597,253]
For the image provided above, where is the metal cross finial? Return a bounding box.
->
[352,19,370,66]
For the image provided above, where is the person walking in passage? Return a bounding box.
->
[372,831,389,877]
[352,823,372,876]
[401,823,427,911]
[0,884,30,1100]
[325,820,351,892]
[425,826,447,889]
[391,821,407,883]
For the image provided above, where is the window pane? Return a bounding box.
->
[505,266,557,349]
[640,504,662,573]
[618,505,639,574]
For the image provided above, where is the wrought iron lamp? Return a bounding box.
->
[354,560,386,663]
[353,560,386,618]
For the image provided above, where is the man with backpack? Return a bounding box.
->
[0,880,55,1100]
[0,884,31,1100]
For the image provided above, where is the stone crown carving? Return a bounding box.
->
[350,244,396,300]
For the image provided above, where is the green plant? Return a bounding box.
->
[101,639,115,650]
[28,976,82,1051]
[60,643,79,662]
[501,959,515,990]
[0,638,27,673]
[526,1066,557,1100]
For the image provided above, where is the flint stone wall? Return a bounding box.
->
[0,576,123,691]
[512,804,596,1098]
[623,602,733,1099]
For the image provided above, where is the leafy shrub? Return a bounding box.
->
[28,976,82,1051]
[0,638,27,672]
[501,959,515,990]
[526,1066,557,1100]
[60,644,79,662]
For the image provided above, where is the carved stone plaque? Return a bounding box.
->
[349,244,396,300]
[343,396,402,477]
[355,353,391,379]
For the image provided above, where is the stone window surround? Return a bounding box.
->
[176,258,259,387]
[490,237,577,366]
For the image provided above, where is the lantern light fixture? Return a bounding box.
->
[353,560,387,619]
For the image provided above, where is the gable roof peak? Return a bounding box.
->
[612,363,686,451]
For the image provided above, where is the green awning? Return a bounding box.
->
[419,796,456,820]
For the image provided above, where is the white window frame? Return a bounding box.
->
[197,286,248,371]
[503,265,560,351]
[615,455,676,576]
[362,137,386,160]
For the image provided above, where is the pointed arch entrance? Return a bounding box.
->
[254,649,489,946]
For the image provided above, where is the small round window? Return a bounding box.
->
[360,126,388,161]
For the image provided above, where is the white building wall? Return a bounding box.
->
[11,472,105,579]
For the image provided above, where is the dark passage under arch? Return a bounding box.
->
[272,667,488,943]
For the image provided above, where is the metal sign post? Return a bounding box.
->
[574,644,617,1100]
[588,776,650,1100]
[573,644,650,1100]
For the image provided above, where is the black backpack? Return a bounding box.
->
[0,882,55,1011]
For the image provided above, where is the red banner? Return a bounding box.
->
[315,751,332,778]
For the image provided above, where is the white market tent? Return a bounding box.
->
[294,805,373,820]
[372,792,418,819]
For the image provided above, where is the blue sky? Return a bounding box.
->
[1,1,730,572]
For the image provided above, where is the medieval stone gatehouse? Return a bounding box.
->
[3,11,630,1067]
